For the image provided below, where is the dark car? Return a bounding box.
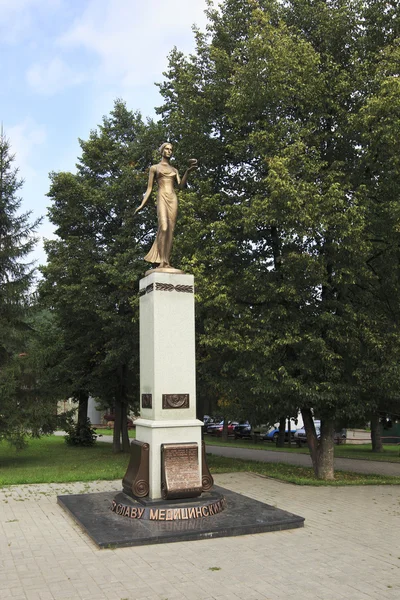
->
[204,419,223,434]
[234,422,252,439]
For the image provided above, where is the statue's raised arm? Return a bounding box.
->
[135,143,197,272]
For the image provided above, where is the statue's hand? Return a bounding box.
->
[188,158,198,171]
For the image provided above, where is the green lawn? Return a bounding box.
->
[0,436,130,486]
[204,435,400,462]
[0,436,399,487]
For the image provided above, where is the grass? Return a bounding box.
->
[0,436,399,488]
[0,436,130,486]
[206,455,400,486]
[204,435,400,462]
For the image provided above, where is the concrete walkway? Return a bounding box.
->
[205,445,400,476]
[1,473,399,600]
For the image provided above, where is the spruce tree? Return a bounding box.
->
[0,129,45,447]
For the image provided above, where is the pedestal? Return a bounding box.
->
[129,272,207,499]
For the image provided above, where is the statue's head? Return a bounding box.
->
[159,142,173,157]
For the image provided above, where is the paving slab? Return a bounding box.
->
[1,474,399,600]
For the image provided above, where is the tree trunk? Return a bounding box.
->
[77,390,89,429]
[121,401,130,453]
[277,416,286,447]
[371,413,383,452]
[222,417,229,441]
[302,409,335,480]
[113,400,122,453]
[287,418,292,448]
[316,418,335,480]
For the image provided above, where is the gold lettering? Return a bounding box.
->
[173,509,181,520]
[138,508,145,519]
[188,508,196,519]
[124,506,130,517]
[195,507,202,518]
[111,500,116,512]
[181,508,188,519]
[158,509,166,521]
[208,504,214,516]
[149,509,158,520]
[130,508,137,519]
[202,506,209,517]
[166,510,173,521]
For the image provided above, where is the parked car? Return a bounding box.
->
[234,422,252,439]
[103,413,135,429]
[262,425,297,443]
[294,421,321,446]
[214,421,239,437]
[204,419,224,434]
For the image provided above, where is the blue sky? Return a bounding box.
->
[1,0,209,267]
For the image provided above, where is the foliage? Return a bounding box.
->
[0,130,54,449]
[39,100,166,452]
[156,0,400,478]
[64,416,97,447]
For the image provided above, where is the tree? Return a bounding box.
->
[157,0,400,478]
[40,101,165,452]
[0,129,52,448]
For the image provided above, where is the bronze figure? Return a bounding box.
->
[134,143,197,271]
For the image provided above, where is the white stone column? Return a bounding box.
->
[134,272,203,499]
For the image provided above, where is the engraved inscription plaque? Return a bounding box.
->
[162,394,189,409]
[141,394,152,409]
[161,443,202,499]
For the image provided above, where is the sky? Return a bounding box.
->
[1,0,209,267]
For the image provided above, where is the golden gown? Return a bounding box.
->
[144,164,178,265]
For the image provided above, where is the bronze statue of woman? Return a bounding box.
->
[134,143,197,271]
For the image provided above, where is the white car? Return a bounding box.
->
[294,421,321,446]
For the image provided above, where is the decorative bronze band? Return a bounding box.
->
[139,282,194,296]
[155,283,194,293]
[141,394,152,409]
[155,282,175,292]
[174,284,194,293]
[162,394,189,409]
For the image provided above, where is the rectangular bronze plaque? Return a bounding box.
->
[161,443,202,499]
[141,394,152,409]
[162,394,189,409]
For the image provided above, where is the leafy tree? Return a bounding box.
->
[157,0,400,478]
[40,101,165,452]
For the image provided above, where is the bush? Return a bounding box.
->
[64,417,97,447]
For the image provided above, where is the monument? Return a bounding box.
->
[57,143,304,547]
[118,143,216,510]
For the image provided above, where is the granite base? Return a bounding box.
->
[57,485,304,549]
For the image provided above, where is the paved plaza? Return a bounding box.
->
[0,472,399,600]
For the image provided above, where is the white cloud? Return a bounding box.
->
[58,0,208,87]
[26,57,86,94]
[0,0,60,44]
[6,118,47,177]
